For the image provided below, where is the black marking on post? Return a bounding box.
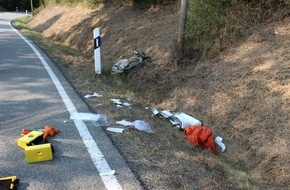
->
[94,36,102,50]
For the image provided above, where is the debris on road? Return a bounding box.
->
[18,129,55,163]
[0,176,19,190]
[18,131,46,149]
[43,125,59,139]
[70,112,108,126]
[25,143,53,163]
[21,125,60,139]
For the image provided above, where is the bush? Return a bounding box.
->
[184,0,235,60]
[183,0,290,62]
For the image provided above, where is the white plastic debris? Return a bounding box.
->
[151,108,159,116]
[110,98,132,107]
[116,119,134,126]
[84,92,103,99]
[106,127,124,133]
[171,112,202,129]
[122,102,132,107]
[133,120,154,133]
[110,98,122,105]
[152,109,202,129]
[159,110,173,118]
[116,119,153,133]
[70,112,108,126]
[215,136,226,152]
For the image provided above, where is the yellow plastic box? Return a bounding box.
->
[18,131,44,149]
[25,143,53,163]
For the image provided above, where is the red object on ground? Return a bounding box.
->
[184,125,217,154]
[21,129,31,136]
[43,125,59,139]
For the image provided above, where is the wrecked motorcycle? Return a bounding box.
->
[112,51,151,74]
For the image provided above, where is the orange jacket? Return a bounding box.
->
[184,125,217,154]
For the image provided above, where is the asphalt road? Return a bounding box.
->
[0,12,142,190]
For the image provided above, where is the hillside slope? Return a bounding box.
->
[26,4,289,189]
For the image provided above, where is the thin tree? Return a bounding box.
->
[178,0,188,48]
[30,0,33,16]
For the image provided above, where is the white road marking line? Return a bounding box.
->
[9,21,122,190]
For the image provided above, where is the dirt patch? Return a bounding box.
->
[26,4,290,189]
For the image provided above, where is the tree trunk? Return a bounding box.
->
[178,0,188,47]
[30,0,33,16]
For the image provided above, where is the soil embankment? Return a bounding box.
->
[27,4,290,189]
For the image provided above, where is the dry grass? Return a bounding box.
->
[14,3,290,189]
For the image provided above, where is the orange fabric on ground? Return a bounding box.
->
[184,125,217,154]
[43,125,59,139]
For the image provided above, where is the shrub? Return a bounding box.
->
[184,0,235,60]
[182,0,290,62]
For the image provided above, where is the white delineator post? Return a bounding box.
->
[93,28,102,74]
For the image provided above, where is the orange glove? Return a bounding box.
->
[43,125,59,139]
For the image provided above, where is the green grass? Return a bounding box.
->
[183,0,290,62]
[12,16,31,30]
